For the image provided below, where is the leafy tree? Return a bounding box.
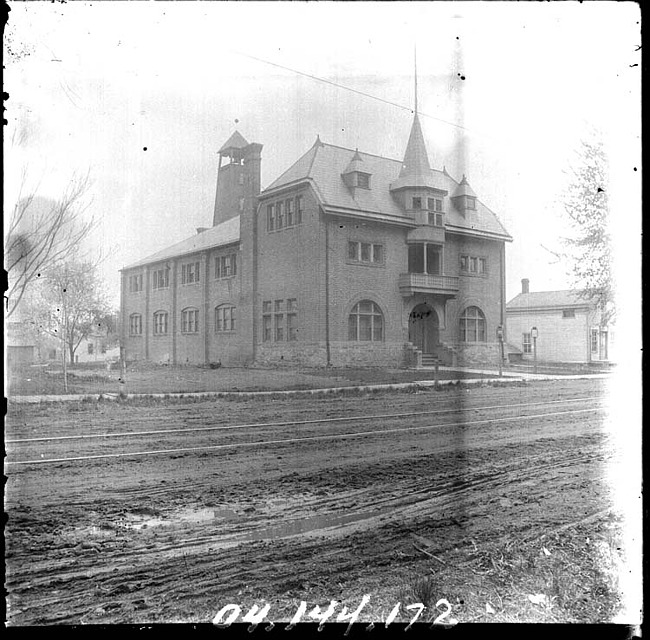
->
[27,260,111,390]
[557,134,615,324]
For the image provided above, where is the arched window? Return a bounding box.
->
[153,311,168,335]
[181,307,199,333]
[129,313,142,336]
[348,300,383,341]
[215,305,236,332]
[459,306,486,342]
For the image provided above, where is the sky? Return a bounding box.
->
[4,1,642,312]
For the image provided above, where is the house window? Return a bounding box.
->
[129,313,142,336]
[348,241,384,265]
[287,298,298,341]
[357,173,370,189]
[215,254,237,279]
[467,197,477,210]
[274,299,284,341]
[522,332,532,354]
[591,328,599,353]
[295,195,304,224]
[267,204,275,231]
[215,305,236,332]
[276,201,284,229]
[262,301,273,341]
[460,254,487,276]
[427,197,443,212]
[562,309,575,319]
[286,198,294,226]
[181,261,200,284]
[152,268,169,290]
[459,306,486,342]
[153,311,168,335]
[87,343,94,355]
[408,244,440,275]
[428,212,444,227]
[129,274,143,293]
[412,197,422,210]
[181,308,199,333]
[348,300,384,342]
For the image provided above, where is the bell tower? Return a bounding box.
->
[213,131,263,227]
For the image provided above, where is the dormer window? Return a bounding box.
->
[466,196,477,210]
[357,173,370,189]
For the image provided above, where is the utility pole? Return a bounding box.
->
[531,326,539,374]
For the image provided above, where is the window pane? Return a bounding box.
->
[360,243,371,262]
[372,245,383,263]
[373,315,383,341]
[263,301,271,314]
[359,315,372,341]
[348,242,358,260]
[426,246,440,275]
[348,315,357,341]
[412,197,422,210]
[408,244,424,273]
[358,301,373,314]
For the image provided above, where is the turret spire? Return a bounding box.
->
[414,44,418,115]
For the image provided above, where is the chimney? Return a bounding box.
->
[521,278,530,294]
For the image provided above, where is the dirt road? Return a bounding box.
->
[5,378,624,625]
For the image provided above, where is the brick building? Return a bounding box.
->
[506,279,615,364]
[121,108,512,368]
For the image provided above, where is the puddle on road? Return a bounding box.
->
[124,507,237,530]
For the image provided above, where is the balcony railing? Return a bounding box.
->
[398,273,460,297]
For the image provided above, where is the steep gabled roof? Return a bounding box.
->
[507,290,591,310]
[452,174,477,198]
[122,216,240,270]
[262,141,512,239]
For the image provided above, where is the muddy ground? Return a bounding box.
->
[5,378,628,626]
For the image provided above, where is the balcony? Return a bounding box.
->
[398,273,460,298]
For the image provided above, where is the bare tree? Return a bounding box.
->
[4,172,95,318]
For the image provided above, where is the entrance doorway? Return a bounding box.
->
[409,304,439,354]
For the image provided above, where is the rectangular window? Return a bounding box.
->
[467,197,477,210]
[412,197,422,210]
[129,315,142,335]
[426,245,441,275]
[460,254,486,276]
[357,173,370,189]
[427,198,443,212]
[262,300,272,314]
[435,199,443,212]
[181,309,199,333]
[216,306,236,332]
[295,195,304,224]
[181,262,200,284]
[152,268,169,290]
[274,299,284,341]
[215,254,237,279]
[408,244,425,273]
[522,332,532,354]
[287,298,298,341]
[276,201,284,229]
[267,204,275,231]
[348,241,384,265]
[286,199,294,226]
[87,343,94,355]
[129,274,143,293]
[154,312,168,335]
[262,315,272,342]
[591,328,599,353]
[562,309,575,318]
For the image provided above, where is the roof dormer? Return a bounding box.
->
[451,174,477,213]
[342,149,371,190]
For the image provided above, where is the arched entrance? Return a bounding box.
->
[409,304,439,354]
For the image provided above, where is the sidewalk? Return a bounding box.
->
[7,368,611,404]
